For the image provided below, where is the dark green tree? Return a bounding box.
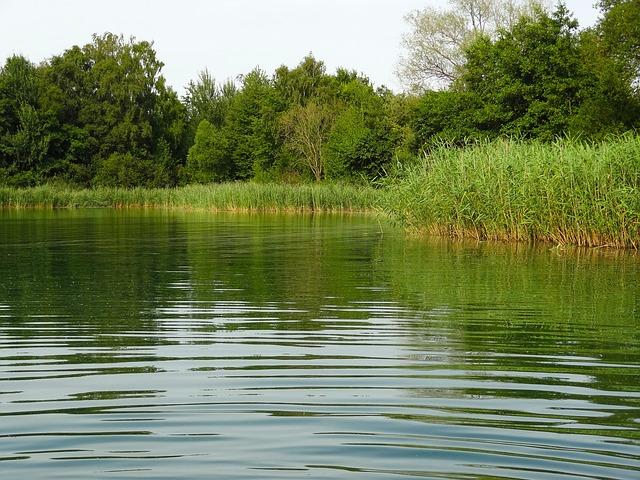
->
[39,33,187,187]
[185,119,231,182]
[223,69,280,179]
[410,90,495,151]
[595,0,640,127]
[0,56,50,185]
[597,0,640,81]
[460,5,612,140]
[568,27,640,137]
[325,77,399,179]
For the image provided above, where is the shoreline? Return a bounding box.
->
[3,136,640,253]
[0,183,380,213]
[383,137,640,251]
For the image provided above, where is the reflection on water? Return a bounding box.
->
[0,209,639,479]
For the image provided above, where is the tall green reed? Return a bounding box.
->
[0,182,380,212]
[383,136,640,248]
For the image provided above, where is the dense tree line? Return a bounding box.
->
[0,1,638,187]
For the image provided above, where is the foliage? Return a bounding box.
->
[324,107,369,178]
[569,28,640,137]
[459,4,637,140]
[324,78,399,180]
[411,90,494,150]
[1,6,640,189]
[94,152,155,188]
[597,0,640,91]
[274,55,333,106]
[30,33,186,186]
[185,119,230,182]
[0,182,380,212]
[0,56,49,184]
[383,136,640,248]
[183,70,237,128]
[397,0,548,91]
[280,100,335,181]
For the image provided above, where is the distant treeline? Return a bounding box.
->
[0,1,638,187]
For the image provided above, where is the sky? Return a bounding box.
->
[0,0,601,94]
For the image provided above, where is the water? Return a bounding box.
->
[0,209,639,479]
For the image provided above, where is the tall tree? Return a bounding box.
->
[274,55,332,107]
[280,101,336,181]
[183,69,237,128]
[39,33,187,186]
[0,56,50,185]
[224,68,280,179]
[597,0,640,88]
[397,0,549,91]
[325,77,398,180]
[459,5,597,140]
[185,119,231,183]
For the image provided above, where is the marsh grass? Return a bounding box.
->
[4,137,640,249]
[383,136,640,249]
[0,182,380,212]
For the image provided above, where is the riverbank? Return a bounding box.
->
[0,182,379,212]
[2,136,640,249]
[383,136,640,249]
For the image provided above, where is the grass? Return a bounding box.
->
[382,136,640,249]
[3,136,640,249]
[0,182,380,212]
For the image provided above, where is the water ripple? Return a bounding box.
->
[0,211,638,479]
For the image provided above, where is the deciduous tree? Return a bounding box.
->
[185,119,231,182]
[460,5,594,140]
[280,101,335,181]
[397,0,548,91]
[597,0,640,88]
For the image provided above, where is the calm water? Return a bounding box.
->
[0,210,639,479]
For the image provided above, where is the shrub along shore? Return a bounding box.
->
[2,137,639,249]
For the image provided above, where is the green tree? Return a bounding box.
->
[325,77,399,179]
[94,152,154,187]
[597,0,640,93]
[411,90,495,150]
[324,107,369,178]
[397,0,548,91]
[183,70,237,129]
[185,119,230,182]
[39,33,187,186]
[38,45,96,183]
[0,56,51,185]
[0,55,40,129]
[568,27,640,137]
[224,69,280,179]
[280,100,336,181]
[589,0,640,132]
[274,55,332,106]
[460,5,597,140]
[8,104,50,170]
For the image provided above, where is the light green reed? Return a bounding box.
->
[383,136,640,248]
[0,182,380,212]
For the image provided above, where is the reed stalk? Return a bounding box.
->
[383,136,640,249]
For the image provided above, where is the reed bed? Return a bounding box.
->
[0,182,380,212]
[383,136,640,249]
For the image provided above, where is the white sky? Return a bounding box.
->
[0,0,601,94]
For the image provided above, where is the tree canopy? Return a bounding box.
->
[396,0,549,91]
[1,2,639,187]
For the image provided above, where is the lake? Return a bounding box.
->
[0,209,639,479]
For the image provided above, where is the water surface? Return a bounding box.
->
[0,209,639,479]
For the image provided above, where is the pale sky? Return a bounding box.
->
[0,0,601,94]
